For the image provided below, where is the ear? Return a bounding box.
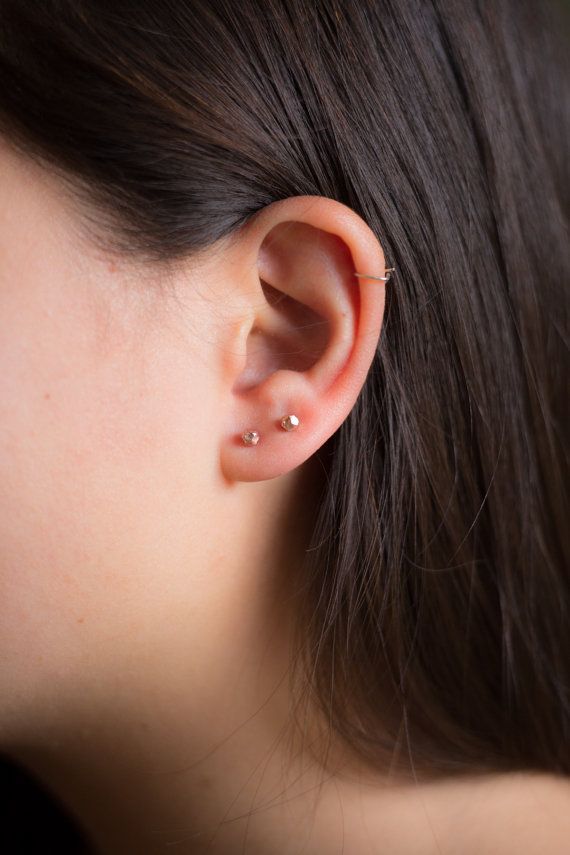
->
[218,195,388,483]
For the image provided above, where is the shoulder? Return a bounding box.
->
[447,771,570,855]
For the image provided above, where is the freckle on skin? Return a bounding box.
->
[44,392,51,400]
[77,618,85,624]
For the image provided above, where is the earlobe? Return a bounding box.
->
[219,195,391,484]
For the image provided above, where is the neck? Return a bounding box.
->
[5,462,363,854]
[7,559,367,853]
[1,457,439,854]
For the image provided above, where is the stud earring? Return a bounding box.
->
[280,414,300,431]
[242,430,260,446]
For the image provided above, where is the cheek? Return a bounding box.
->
[0,287,218,697]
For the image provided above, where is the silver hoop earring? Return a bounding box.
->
[354,267,395,283]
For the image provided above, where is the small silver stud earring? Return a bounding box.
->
[280,414,300,431]
[242,430,260,445]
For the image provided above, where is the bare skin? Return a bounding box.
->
[0,136,568,854]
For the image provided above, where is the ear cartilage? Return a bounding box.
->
[354,268,395,283]
[242,430,260,446]
[280,415,300,431]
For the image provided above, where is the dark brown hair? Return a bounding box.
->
[0,0,568,777]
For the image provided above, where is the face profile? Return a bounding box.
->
[0,2,568,853]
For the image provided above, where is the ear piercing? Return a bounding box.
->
[241,414,300,445]
[354,268,395,282]
[280,414,300,431]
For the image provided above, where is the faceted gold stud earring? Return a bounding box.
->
[242,430,260,446]
[280,414,300,431]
